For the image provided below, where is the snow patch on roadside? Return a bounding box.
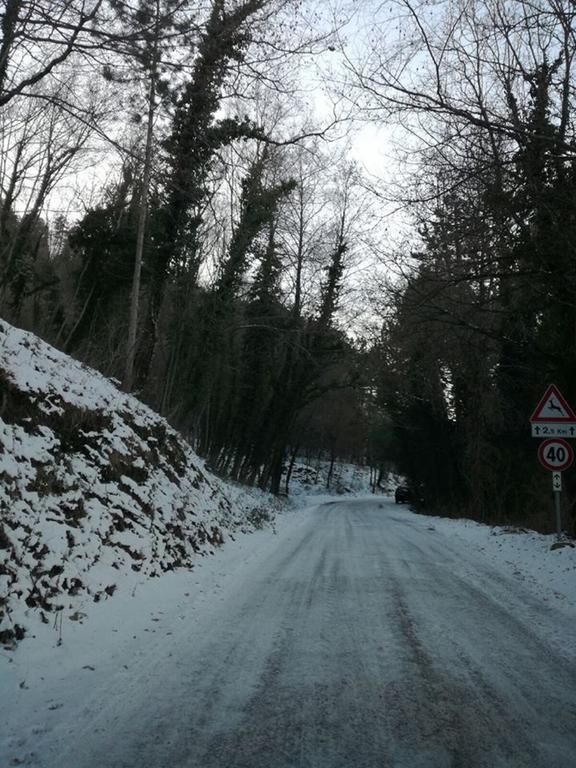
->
[419,512,576,614]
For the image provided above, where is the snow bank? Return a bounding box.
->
[421,513,576,614]
[0,320,275,649]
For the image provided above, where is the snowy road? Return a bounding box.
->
[4,498,576,767]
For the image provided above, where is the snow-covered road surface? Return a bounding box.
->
[3,498,576,767]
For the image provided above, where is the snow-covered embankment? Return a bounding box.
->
[0,320,271,648]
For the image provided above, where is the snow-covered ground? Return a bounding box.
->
[286,459,373,496]
[3,319,576,766]
[427,514,576,618]
[0,506,304,767]
[2,496,576,767]
[0,319,277,649]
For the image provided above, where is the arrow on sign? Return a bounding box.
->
[552,472,562,491]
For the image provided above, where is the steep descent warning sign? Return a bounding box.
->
[530,384,576,423]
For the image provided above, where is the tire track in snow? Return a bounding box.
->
[14,499,576,768]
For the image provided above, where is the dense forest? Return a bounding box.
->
[2,0,576,532]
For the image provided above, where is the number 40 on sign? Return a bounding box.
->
[537,438,574,472]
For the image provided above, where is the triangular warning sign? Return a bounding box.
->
[530,384,576,423]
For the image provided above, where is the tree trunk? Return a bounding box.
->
[326,448,335,490]
[285,443,299,495]
[123,0,160,392]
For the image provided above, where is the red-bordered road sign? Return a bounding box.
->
[531,384,576,423]
[538,438,574,472]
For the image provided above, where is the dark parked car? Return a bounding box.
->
[394,485,413,504]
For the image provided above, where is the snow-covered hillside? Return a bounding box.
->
[287,460,373,496]
[0,320,272,649]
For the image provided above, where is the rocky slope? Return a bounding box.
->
[0,320,270,648]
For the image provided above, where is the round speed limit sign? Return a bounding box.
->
[538,438,574,472]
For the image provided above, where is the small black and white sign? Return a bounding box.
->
[531,423,576,438]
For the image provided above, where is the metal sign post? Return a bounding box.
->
[537,440,573,540]
[552,472,562,539]
[531,386,576,543]
[554,490,562,539]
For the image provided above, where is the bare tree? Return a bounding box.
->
[0,1,104,108]
[346,0,576,163]
[0,77,94,313]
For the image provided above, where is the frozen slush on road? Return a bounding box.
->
[2,498,576,768]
